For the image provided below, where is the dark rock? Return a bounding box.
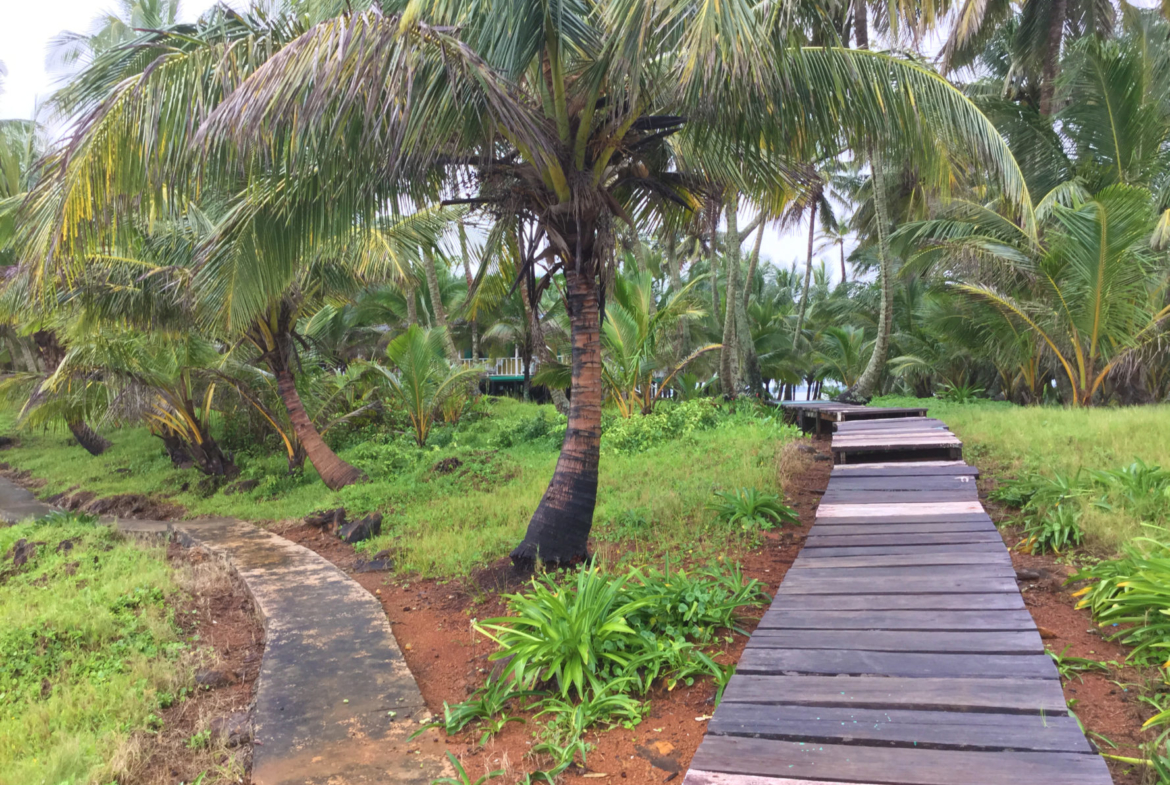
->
[0,436,15,449]
[305,508,347,531]
[339,513,382,544]
[224,479,260,496]
[195,669,234,689]
[1015,569,1041,581]
[9,538,41,567]
[55,539,76,554]
[64,561,79,576]
[432,457,463,475]
[373,549,392,560]
[353,558,394,573]
[210,711,252,748]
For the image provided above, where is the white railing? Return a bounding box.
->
[460,356,541,376]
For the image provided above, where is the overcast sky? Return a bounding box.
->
[0,0,842,276]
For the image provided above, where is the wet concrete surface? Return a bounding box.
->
[0,477,447,785]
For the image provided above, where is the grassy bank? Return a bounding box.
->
[873,395,1170,551]
[0,399,800,576]
[0,516,187,785]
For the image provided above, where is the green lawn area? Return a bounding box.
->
[0,398,800,577]
[0,516,189,785]
[874,395,1170,552]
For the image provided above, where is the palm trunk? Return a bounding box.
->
[68,419,112,457]
[840,241,848,283]
[843,151,893,402]
[424,249,459,361]
[727,202,764,397]
[719,198,741,398]
[275,367,365,489]
[404,276,418,326]
[743,221,766,310]
[459,222,479,359]
[794,200,818,339]
[708,201,722,331]
[666,233,689,355]
[512,265,601,567]
[1039,0,1066,116]
[854,0,870,48]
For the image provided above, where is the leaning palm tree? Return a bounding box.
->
[26,0,1030,565]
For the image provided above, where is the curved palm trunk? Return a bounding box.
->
[743,222,766,310]
[843,151,893,402]
[794,200,819,339]
[512,265,601,568]
[275,367,365,489]
[854,0,870,49]
[68,420,112,456]
[32,329,111,456]
[720,200,741,397]
[424,249,460,362]
[1039,0,1067,116]
[404,276,418,326]
[459,222,480,359]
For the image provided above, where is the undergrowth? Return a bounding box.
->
[0,513,188,785]
[422,562,768,778]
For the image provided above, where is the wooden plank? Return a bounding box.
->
[817,501,985,518]
[756,609,1037,631]
[775,575,1019,595]
[835,417,947,430]
[821,489,979,504]
[803,532,1003,548]
[802,522,996,535]
[769,593,1025,611]
[833,435,962,446]
[826,475,976,489]
[783,563,1015,580]
[799,543,1008,558]
[736,649,1058,680]
[706,705,1092,754]
[813,512,993,525]
[790,552,1010,568]
[687,739,1111,785]
[719,674,1067,712]
[748,629,1044,654]
[831,464,979,478]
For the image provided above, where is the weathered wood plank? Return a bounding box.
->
[802,522,996,536]
[790,552,1010,568]
[687,739,1111,785]
[769,592,1025,611]
[737,648,1057,679]
[747,629,1044,654]
[813,512,994,526]
[826,477,977,491]
[821,489,980,504]
[782,563,1016,579]
[756,609,1037,630]
[798,542,1009,558]
[707,705,1092,753]
[831,464,979,478]
[817,501,985,518]
[803,532,1003,548]
[719,674,1068,712]
[774,575,1019,595]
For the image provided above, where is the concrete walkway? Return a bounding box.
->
[0,477,445,785]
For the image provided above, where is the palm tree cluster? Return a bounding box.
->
[7,0,1141,567]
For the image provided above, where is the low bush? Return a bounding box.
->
[708,487,799,534]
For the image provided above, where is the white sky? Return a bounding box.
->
[0,0,839,277]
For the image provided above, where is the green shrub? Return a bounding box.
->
[708,487,799,533]
[602,399,722,455]
[1021,506,1085,554]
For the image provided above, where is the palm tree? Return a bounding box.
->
[24,0,1030,566]
[366,325,483,447]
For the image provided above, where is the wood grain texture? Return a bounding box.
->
[756,608,1037,630]
[747,629,1044,654]
[736,648,1058,679]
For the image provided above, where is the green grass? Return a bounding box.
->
[0,399,799,577]
[873,395,1170,552]
[0,516,189,785]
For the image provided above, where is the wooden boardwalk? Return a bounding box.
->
[683,415,1113,785]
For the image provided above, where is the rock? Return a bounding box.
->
[339,513,382,544]
[9,538,40,567]
[305,508,347,531]
[432,457,463,475]
[1038,626,1059,640]
[55,539,76,554]
[354,558,393,573]
[210,711,252,748]
[224,479,260,496]
[64,561,79,576]
[1015,569,1041,581]
[195,669,234,689]
[373,549,392,560]
[0,436,15,449]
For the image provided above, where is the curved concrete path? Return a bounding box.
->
[0,477,445,785]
